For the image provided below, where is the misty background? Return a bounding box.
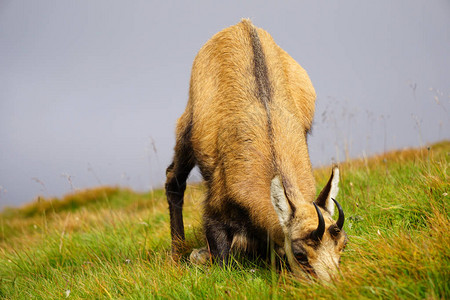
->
[1,1,449,208]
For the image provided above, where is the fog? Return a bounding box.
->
[1,1,449,208]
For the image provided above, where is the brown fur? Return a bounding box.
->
[188,19,315,239]
[166,19,346,280]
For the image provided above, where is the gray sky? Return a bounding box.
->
[1,1,449,208]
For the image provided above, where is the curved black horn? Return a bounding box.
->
[332,198,345,230]
[311,203,325,241]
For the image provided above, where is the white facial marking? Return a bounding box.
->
[310,241,340,282]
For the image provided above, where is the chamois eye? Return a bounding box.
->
[329,224,341,237]
[294,252,308,265]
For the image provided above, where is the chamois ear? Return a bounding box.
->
[315,166,339,216]
[271,176,295,233]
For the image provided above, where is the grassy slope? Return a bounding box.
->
[0,141,448,299]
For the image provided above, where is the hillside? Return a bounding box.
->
[0,141,449,299]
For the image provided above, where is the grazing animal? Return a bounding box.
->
[165,19,347,281]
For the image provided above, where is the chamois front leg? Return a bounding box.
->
[165,124,195,258]
[165,165,185,256]
[204,216,233,266]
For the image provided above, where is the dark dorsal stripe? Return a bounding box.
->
[248,25,272,111]
[246,22,277,171]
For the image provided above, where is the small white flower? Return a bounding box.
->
[65,290,70,298]
[377,229,381,236]
[443,192,448,197]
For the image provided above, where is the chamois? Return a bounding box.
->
[165,19,347,281]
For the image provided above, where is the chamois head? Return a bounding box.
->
[271,167,347,281]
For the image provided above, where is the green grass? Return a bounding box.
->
[0,141,449,299]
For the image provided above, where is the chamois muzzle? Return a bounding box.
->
[311,203,325,241]
[332,198,345,230]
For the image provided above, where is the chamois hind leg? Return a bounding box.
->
[165,121,195,258]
